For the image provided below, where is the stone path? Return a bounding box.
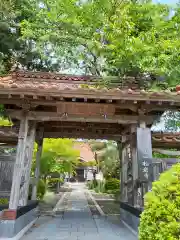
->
[21,183,137,240]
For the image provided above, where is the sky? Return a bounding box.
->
[154,0,178,4]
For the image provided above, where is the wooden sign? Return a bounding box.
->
[137,128,153,182]
[57,102,115,117]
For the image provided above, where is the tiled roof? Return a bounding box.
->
[0,71,179,102]
[152,132,180,143]
[73,142,95,162]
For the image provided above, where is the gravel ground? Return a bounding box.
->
[92,192,115,200]
[90,191,120,215]
[96,199,120,215]
[85,192,101,216]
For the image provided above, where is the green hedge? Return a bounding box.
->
[0,198,8,205]
[87,178,120,194]
[139,164,180,240]
[105,178,120,191]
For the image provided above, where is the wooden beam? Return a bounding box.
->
[19,122,36,206]
[121,136,128,203]
[1,88,180,104]
[131,125,139,207]
[9,115,29,210]
[152,142,180,149]
[31,127,44,200]
[137,127,152,206]
[139,120,146,128]
[152,158,180,164]
[6,110,156,124]
[43,132,121,140]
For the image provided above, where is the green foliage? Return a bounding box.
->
[0,0,62,75]
[32,139,80,180]
[48,177,63,189]
[87,180,98,190]
[105,178,120,192]
[87,179,105,193]
[1,0,180,87]
[87,178,120,194]
[89,141,120,179]
[94,180,106,193]
[21,0,180,86]
[0,117,12,126]
[139,164,180,240]
[0,198,8,205]
[163,111,180,132]
[37,179,46,200]
[78,160,96,167]
[29,179,46,200]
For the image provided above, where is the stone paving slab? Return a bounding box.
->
[21,183,137,240]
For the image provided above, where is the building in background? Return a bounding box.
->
[72,142,96,182]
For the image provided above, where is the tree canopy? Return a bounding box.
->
[33,138,80,180]
[20,0,180,87]
[89,140,119,179]
[1,0,180,88]
[0,0,63,74]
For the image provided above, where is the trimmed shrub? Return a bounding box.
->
[105,178,120,191]
[139,164,180,240]
[0,198,8,205]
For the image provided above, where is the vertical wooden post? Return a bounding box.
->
[139,120,146,128]
[31,128,44,200]
[19,122,36,206]
[130,125,139,207]
[117,141,122,198]
[9,115,29,210]
[121,136,128,203]
[137,126,153,207]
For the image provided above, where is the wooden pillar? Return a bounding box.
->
[117,141,122,197]
[19,122,36,206]
[130,125,139,207]
[120,136,128,203]
[9,115,29,210]
[137,123,153,207]
[31,128,44,200]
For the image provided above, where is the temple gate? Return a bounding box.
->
[0,70,179,237]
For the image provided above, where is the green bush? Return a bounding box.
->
[29,179,46,200]
[37,179,46,199]
[139,164,180,240]
[48,178,63,189]
[87,179,120,194]
[105,178,120,191]
[94,180,105,193]
[87,180,98,189]
[0,198,8,205]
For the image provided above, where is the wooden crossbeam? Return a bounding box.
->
[6,110,156,124]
